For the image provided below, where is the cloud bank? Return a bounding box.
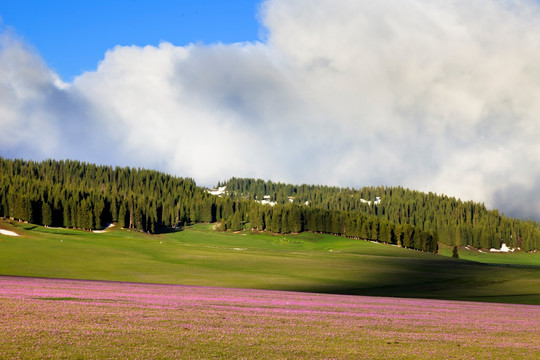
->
[1,0,540,220]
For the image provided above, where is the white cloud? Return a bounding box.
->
[1,0,540,220]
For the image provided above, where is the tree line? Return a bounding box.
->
[223,178,540,251]
[235,202,437,253]
[0,158,210,232]
[0,158,438,253]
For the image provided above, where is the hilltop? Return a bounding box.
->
[0,157,539,254]
[220,177,540,251]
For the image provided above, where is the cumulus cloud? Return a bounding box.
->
[0,31,118,163]
[1,0,540,220]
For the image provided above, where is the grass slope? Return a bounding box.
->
[439,243,540,266]
[1,219,540,304]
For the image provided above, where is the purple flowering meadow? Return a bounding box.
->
[1,276,538,359]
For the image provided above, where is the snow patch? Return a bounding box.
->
[258,199,276,206]
[0,229,19,236]
[490,243,515,253]
[360,197,381,206]
[207,186,227,196]
[92,223,116,233]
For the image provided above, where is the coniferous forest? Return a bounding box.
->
[223,178,540,251]
[1,157,539,253]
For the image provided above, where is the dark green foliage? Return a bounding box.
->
[288,205,303,233]
[201,198,216,223]
[2,158,535,254]
[0,158,204,232]
[118,203,127,228]
[222,199,234,222]
[230,212,243,231]
[41,202,52,227]
[270,205,282,233]
[224,178,540,252]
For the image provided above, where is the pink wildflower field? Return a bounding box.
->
[0,276,539,359]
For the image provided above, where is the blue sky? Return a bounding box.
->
[1,0,540,221]
[0,0,262,81]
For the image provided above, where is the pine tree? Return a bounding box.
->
[271,206,282,233]
[134,206,144,231]
[230,211,242,231]
[281,209,290,234]
[110,196,118,222]
[129,196,134,229]
[379,222,391,244]
[118,203,127,228]
[288,205,302,233]
[42,202,52,227]
[201,198,215,223]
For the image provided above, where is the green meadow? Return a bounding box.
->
[438,243,540,266]
[1,219,539,305]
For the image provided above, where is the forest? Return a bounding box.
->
[4,157,537,254]
[223,177,540,251]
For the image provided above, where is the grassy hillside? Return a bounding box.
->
[439,243,540,266]
[1,219,539,304]
[0,157,438,253]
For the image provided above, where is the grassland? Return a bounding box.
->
[1,219,540,304]
[2,276,538,359]
[439,243,540,266]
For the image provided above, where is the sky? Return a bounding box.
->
[1,0,540,221]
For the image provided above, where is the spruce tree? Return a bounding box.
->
[230,211,243,231]
[42,202,53,227]
[281,209,290,234]
[271,206,282,233]
[118,203,127,228]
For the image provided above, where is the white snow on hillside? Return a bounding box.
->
[207,186,227,196]
[93,223,116,234]
[0,229,19,236]
[360,196,381,206]
[490,243,515,253]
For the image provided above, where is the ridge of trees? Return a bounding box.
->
[1,158,439,253]
[0,158,208,232]
[223,178,540,251]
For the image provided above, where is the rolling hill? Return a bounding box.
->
[1,219,539,305]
